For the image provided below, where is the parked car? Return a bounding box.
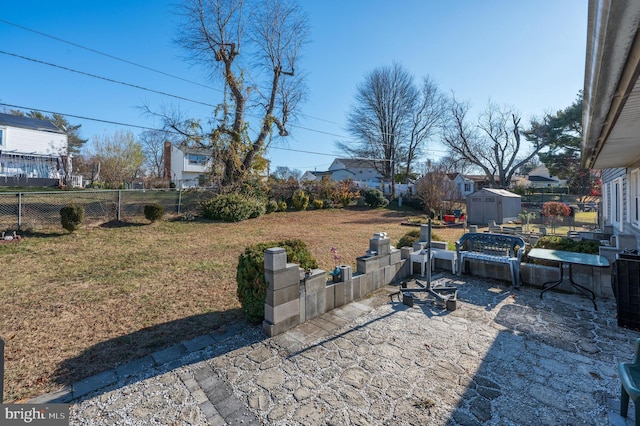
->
[584,202,597,212]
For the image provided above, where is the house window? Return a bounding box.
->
[187,153,207,165]
[613,177,623,231]
[630,169,640,227]
[0,128,4,146]
[464,183,471,192]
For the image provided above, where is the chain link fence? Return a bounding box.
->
[0,189,210,231]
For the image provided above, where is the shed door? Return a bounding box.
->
[484,196,497,224]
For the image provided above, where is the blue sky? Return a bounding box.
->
[1,1,587,173]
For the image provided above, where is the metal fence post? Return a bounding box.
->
[1,336,4,403]
[177,189,182,214]
[17,192,22,231]
[117,190,122,221]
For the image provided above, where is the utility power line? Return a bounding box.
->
[0,18,348,127]
[0,18,220,92]
[0,50,217,108]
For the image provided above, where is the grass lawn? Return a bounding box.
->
[1,207,467,403]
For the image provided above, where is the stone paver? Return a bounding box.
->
[50,275,640,424]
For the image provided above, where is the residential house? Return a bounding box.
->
[0,113,70,186]
[327,158,384,182]
[582,0,640,250]
[164,142,212,188]
[511,165,566,188]
[300,170,332,181]
[526,165,566,188]
[448,173,475,199]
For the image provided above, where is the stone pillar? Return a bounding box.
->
[263,248,301,337]
[338,265,352,282]
[370,232,390,256]
[401,247,413,259]
[419,224,430,242]
[468,225,478,233]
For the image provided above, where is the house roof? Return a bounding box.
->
[306,171,332,177]
[471,188,521,198]
[333,158,377,169]
[528,175,558,182]
[0,113,65,134]
[582,0,640,169]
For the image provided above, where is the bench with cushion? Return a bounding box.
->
[455,233,526,288]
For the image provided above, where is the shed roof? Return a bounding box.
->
[470,188,521,198]
[0,113,65,134]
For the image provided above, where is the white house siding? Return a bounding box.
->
[169,146,211,188]
[330,170,357,181]
[0,126,67,180]
[3,126,66,155]
[602,168,626,233]
[602,167,640,249]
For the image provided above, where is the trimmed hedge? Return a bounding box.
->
[60,204,85,233]
[362,188,389,208]
[237,239,318,324]
[200,193,266,222]
[144,203,164,222]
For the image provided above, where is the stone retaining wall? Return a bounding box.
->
[262,233,411,337]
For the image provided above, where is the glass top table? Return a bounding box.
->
[527,248,610,310]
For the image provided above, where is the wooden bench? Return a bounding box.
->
[455,233,526,288]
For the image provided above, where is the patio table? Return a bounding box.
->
[527,248,610,310]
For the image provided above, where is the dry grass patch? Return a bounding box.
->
[1,207,465,402]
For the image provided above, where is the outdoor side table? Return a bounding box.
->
[528,248,609,310]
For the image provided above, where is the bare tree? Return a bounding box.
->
[402,76,447,184]
[442,98,546,188]
[140,130,177,179]
[88,130,144,188]
[340,63,418,198]
[168,0,309,188]
[415,161,457,216]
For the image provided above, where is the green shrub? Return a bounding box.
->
[292,190,309,211]
[144,203,164,222]
[200,194,265,222]
[533,235,599,254]
[362,188,389,208]
[322,199,333,209]
[277,201,288,212]
[396,229,444,248]
[397,229,420,248]
[266,199,279,214]
[237,239,318,324]
[60,204,85,233]
[312,199,324,210]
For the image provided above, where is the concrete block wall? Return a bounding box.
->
[263,233,410,337]
[465,260,614,299]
